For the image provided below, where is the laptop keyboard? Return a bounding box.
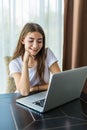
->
[33,99,45,107]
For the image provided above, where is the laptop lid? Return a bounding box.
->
[16,66,87,113]
[43,66,87,112]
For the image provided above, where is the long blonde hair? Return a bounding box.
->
[12,23,46,84]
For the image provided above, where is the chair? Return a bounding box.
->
[4,56,16,93]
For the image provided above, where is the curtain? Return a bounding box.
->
[0,0,64,93]
[63,0,87,70]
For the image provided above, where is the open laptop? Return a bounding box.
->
[16,66,87,113]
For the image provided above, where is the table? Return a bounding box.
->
[0,92,87,130]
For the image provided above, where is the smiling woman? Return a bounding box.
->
[9,23,61,96]
[0,0,64,93]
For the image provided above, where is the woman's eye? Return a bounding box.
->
[28,40,33,43]
[38,40,42,43]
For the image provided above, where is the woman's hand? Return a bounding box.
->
[30,84,48,93]
[23,50,30,63]
[23,50,35,63]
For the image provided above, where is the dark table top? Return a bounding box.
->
[0,92,87,130]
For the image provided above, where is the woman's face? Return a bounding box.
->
[22,32,43,56]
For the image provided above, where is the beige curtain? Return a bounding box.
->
[63,0,87,70]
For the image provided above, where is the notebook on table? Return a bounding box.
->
[16,66,87,113]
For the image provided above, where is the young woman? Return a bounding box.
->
[9,23,61,96]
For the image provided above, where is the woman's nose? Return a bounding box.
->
[33,41,38,48]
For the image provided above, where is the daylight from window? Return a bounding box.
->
[0,0,64,93]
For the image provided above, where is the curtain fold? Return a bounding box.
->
[63,0,87,70]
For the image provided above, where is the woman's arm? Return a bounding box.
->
[12,61,30,96]
[30,84,48,92]
[49,62,61,74]
[30,62,61,93]
[12,51,31,96]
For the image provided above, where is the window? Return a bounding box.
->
[0,0,64,93]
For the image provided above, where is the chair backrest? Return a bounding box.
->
[4,56,16,93]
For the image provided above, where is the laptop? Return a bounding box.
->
[16,66,87,113]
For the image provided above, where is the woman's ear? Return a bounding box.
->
[21,39,25,45]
